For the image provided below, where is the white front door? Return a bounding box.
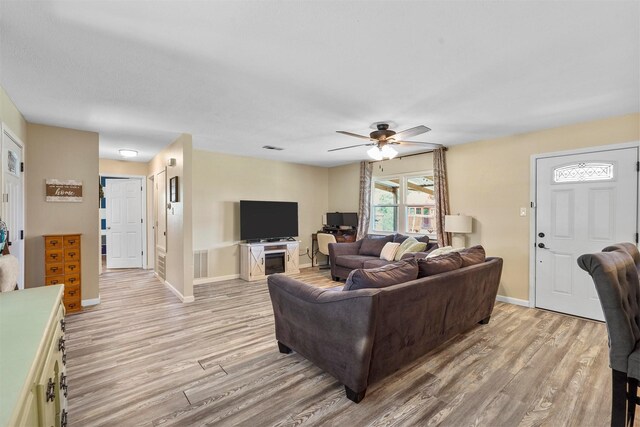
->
[535,147,638,321]
[1,126,24,289]
[106,178,143,269]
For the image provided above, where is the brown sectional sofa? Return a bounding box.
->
[267,256,503,403]
[329,233,437,281]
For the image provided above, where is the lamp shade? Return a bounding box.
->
[444,215,472,233]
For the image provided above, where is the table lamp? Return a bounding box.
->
[444,215,472,248]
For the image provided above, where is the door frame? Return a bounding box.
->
[100,173,148,269]
[0,122,25,289]
[529,141,640,309]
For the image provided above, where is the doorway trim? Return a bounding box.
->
[0,122,25,289]
[528,140,640,309]
[99,173,148,269]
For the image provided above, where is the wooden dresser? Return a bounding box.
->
[44,234,82,313]
[0,285,67,427]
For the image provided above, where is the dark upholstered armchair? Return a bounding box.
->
[578,243,640,427]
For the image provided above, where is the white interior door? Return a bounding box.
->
[106,178,143,269]
[535,147,638,321]
[1,126,24,289]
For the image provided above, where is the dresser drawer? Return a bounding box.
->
[65,261,80,275]
[65,273,81,286]
[45,275,64,286]
[64,247,80,261]
[45,263,64,276]
[63,235,80,248]
[44,235,63,250]
[45,249,64,264]
[64,283,81,301]
[64,299,81,313]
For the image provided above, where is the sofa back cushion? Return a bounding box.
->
[458,245,486,267]
[417,252,463,277]
[344,259,419,291]
[359,234,395,256]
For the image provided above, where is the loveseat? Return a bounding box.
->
[328,233,437,281]
[267,255,503,403]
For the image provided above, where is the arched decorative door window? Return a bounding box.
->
[553,162,614,183]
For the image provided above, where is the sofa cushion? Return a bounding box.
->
[393,234,429,245]
[417,252,463,278]
[359,234,394,256]
[344,259,419,291]
[363,259,393,269]
[380,242,401,261]
[334,254,373,269]
[415,235,430,245]
[458,245,486,267]
[394,237,418,261]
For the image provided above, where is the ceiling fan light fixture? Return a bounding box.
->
[367,146,383,160]
[381,144,398,159]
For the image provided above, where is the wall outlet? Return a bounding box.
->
[520,207,527,217]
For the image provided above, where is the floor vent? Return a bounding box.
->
[194,250,209,279]
[157,253,166,280]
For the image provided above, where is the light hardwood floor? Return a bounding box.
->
[66,267,627,426]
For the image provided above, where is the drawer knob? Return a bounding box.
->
[61,409,68,427]
[51,254,58,259]
[60,319,66,332]
[69,252,76,257]
[58,336,65,352]
[46,378,55,402]
[60,372,68,397]
[62,350,67,366]
[51,280,59,285]
[51,240,58,246]
[69,290,76,296]
[69,278,75,283]
[69,265,75,271]
[68,240,75,244]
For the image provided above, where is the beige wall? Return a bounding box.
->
[327,163,360,212]
[328,113,640,302]
[25,124,100,303]
[99,158,149,176]
[148,134,193,300]
[192,150,329,279]
[0,86,27,143]
[448,113,640,301]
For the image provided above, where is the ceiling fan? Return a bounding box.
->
[330,123,442,160]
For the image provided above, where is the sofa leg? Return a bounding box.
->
[628,376,638,425]
[478,316,491,325]
[277,341,292,354]
[332,275,340,281]
[345,386,366,403]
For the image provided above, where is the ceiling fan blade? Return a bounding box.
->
[328,143,374,152]
[391,125,431,141]
[336,131,372,140]
[393,140,443,149]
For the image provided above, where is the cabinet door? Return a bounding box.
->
[249,246,265,279]
[286,243,299,272]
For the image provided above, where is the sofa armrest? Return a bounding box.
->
[267,274,379,393]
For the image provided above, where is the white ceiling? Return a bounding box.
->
[0,1,638,167]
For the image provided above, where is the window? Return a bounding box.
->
[371,173,436,235]
[553,162,614,183]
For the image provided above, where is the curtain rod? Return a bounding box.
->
[367,146,447,164]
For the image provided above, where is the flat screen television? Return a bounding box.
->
[240,200,299,241]
[342,212,358,227]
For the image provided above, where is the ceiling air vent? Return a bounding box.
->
[262,145,284,151]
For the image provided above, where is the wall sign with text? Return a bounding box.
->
[46,179,83,202]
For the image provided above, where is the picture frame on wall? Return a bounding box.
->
[170,176,178,202]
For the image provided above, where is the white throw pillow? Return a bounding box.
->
[426,245,458,258]
[379,242,401,261]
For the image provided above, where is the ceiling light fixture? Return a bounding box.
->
[119,149,138,158]
[367,144,397,161]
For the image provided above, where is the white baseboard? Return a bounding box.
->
[194,274,240,285]
[82,296,101,307]
[496,295,529,307]
[164,280,195,303]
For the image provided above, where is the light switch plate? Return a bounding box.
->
[520,207,527,217]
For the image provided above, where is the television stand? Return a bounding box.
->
[239,240,301,281]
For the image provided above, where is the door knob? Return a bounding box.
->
[538,243,547,249]
[538,232,545,238]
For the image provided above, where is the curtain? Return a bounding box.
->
[433,148,451,247]
[356,161,373,240]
